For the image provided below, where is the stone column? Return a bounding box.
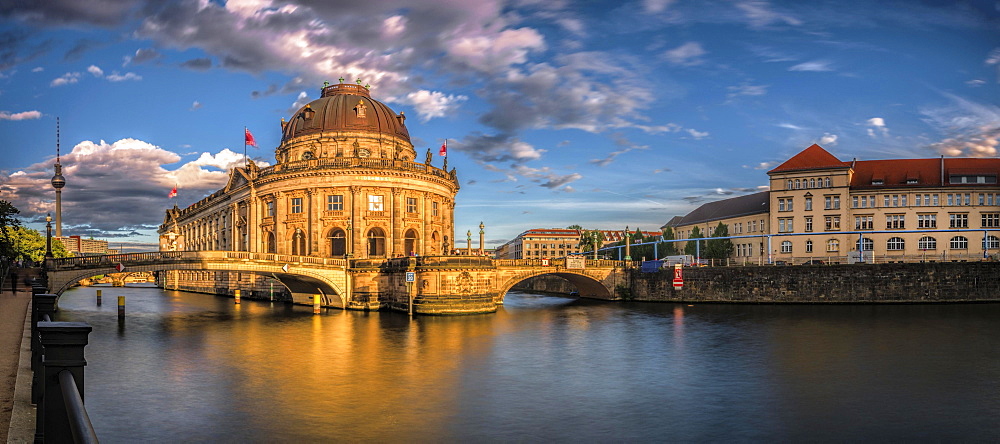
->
[307,188,316,256]
[350,186,362,258]
[391,187,403,257]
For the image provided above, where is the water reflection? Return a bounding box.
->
[55,286,1000,442]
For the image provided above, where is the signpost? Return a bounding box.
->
[672,264,683,289]
[115,263,125,273]
[406,271,415,316]
[566,256,585,269]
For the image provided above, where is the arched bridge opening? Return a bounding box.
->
[497,271,615,303]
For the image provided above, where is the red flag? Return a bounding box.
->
[168,185,177,198]
[439,140,447,157]
[245,128,257,147]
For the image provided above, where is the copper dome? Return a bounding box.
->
[281,82,410,143]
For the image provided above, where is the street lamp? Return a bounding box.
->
[624,225,632,261]
[45,213,53,258]
[466,230,472,255]
[479,222,485,255]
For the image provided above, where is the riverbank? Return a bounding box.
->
[0,284,33,442]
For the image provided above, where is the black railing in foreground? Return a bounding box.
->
[32,292,98,443]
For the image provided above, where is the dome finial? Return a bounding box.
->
[338,76,345,84]
[356,78,362,85]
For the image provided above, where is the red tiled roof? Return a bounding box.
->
[851,158,1000,188]
[768,144,849,174]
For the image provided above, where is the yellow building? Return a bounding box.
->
[669,144,1000,264]
[157,81,459,295]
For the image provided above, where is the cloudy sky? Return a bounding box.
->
[0,0,997,251]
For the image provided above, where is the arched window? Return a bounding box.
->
[367,227,386,257]
[918,236,937,250]
[787,180,793,190]
[329,229,347,257]
[780,240,792,253]
[430,231,440,255]
[292,228,306,255]
[950,236,968,249]
[809,178,816,188]
[826,239,839,252]
[805,240,813,253]
[265,231,276,254]
[984,235,999,250]
[403,229,419,256]
[856,237,874,251]
[824,177,831,187]
[795,179,801,189]
[886,237,905,251]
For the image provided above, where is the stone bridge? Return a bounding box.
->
[45,252,628,315]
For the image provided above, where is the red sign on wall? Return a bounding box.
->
[672,264,683,289]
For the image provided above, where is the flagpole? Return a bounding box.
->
[244,126,248,167]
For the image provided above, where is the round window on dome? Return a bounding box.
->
[302,151,314,160]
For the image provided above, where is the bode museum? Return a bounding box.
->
[157,81,461,305]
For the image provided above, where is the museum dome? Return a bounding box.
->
[280,81,411,143]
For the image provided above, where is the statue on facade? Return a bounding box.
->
[425,148,432,165]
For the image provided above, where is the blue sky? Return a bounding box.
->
[0,0,997,251]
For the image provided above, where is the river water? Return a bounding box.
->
[53,284,999,442]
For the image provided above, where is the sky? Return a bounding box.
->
[0,0,997,251]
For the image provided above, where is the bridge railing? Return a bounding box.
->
[493,258,627,269]
[47,250,349,271]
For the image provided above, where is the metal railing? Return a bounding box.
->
[31,290,98,443]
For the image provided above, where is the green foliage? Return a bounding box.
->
[8,226,73,263]
[704,222,734,260]
[0,200,21,263]
[684,226,706,256]
[660,227,679,256]
[566,224,583,231]
[578,229,605,253]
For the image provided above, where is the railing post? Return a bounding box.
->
[32,293,58,405]
[37,321,94,444]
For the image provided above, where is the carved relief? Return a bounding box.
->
[456,271,474,294]
[354,100,367,118]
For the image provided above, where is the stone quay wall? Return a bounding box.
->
[515,262,1000,303]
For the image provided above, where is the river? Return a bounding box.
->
[53,284,999,442]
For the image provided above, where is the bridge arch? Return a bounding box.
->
[496,270,614,302]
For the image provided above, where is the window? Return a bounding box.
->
[982,213,1000,228]
[886,237,905,251]
[824,195,840,210]
[949,175,997,184]
[857,237,874,251]
[805,216,813,232]
[795,179,801,189]
[787,180,793,190]
[406,197,417,213]
[824,177,831,187]
[886,214,905,229]
[265,201,274,217]
[327,194,344,211]
[984,235,999,250]
[368,195,384,211]
[329,229,346,256]
[918,236,937,250]
[826,239,839,252]
[950,236,968,250]
[778,197,792,212]
[855,216,873,230]
[291,197,303,214]
[432,201,439,216]
[805,197,812,211]
[917,214,937,229]
[980,193,999,206]
[805,240,813,253]
[949,213,968,228]
[778,218,794,233]
[948,193,972,206]
[809,178,816,188]
[780,241,792,253]
[825,216,840,231]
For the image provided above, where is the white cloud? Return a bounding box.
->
[50,72,81,87]
[0,110,42,121]
[190,101,202,111]
[447,27,546,73]
[382,15,406,37]
[87,65,104,77]
[866,117,888,137]
[819,133,838,146]
[394,90,468,122]
[643,0,676,13]
[736,0,802,28]
[789,60,833,72]
[31,67,43,72]
[686,128,709,139]
[923,94,1000,157]
[289,91,310,111]
[727,83,768,98]
[663,42,706,66]
[750,161,776,170]
[106,72,141,82]
[778,123,805,130]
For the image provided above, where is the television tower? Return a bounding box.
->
[51,118,66,237]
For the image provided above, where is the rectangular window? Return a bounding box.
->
[949,213,968,228]
[918,214,937,229]
[915,195,922,206]
[327,194,343,211]
[406,197,417,213]
[892,195,899,207]
[432,201,439,216]
[778,197,793,212]
[884,195,891,207]
[933,194,939,206]
[805,197,812,211]
[779,218,793,233]
[805,216,813,232]
[291,197,303,214]
[855,215,873,230]
[983,213,1000,228]
[266,201,274,217]
[886,214,905,229]
[852,196,858,208]
[825,216,840,231]
[368,195,384,211]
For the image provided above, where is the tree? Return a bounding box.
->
[567,224,583,231]
[660,227,679,256]
[0,200,22,290]
[684,226,706,257]
[9,226,72,264]
[579,230,605,254]
[704,222,734,260]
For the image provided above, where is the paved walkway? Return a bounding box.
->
[1,270,37,442]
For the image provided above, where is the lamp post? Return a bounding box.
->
[591,231,599,260]
[624,225,632,261]
[45,214,53,258]
[478,222,485,255]
[466,230,472,255]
